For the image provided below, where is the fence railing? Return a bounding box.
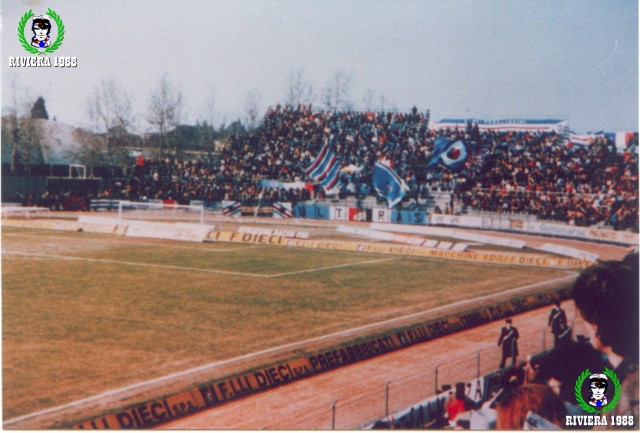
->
[320,315,587,429]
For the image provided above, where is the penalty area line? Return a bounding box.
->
[2,250,397,279]
[1,232,263,253]
[2,250,268,278]
[2,272,577,427]
[268,257,397,277]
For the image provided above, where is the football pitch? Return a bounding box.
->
[2,225,571,422]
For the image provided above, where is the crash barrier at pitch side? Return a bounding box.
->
[9,197,636,247]
[288,202,637,246]
[70,284,571,429]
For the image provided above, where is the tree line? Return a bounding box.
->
[2,68,396,176]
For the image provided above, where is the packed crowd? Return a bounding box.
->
[210,103,639,231]
[23,104,638,231]
[453,134,639,231]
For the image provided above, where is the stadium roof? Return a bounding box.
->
[432,118,568,132]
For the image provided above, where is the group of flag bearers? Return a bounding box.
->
[305,138,472,208]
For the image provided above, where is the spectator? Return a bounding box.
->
[570,252,639,421]
[495,383,567,429]
[523,355,541,384]
[26,105,638,232]
[444,382,472,428]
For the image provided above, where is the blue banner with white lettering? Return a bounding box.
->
[390,210,427,225]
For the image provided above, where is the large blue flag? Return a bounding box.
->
[372,161,409,208]
[428,137,471,171]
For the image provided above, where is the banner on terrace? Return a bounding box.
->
[221,201,241,216]
[259,179,309,190]
[272,202,293,219]
[568,132,637,153]
[432,118,568,133]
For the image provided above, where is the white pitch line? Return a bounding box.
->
[2,272,577,427]
[2,251,268,278]
[268,257,397,277]
[2,251,396,280]
[1,233,263,253]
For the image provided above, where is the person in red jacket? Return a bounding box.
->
[445,382,470,427]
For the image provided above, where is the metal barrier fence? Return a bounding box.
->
[321,314,588,429]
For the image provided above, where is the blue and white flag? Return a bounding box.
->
[273,202,293,219]
[428,137,471,171]
[222,200,241,216]
[305,145,341,194]
[305,144,329,177]
[372,161,409,208]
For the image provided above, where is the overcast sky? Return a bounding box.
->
[1,0,638,133]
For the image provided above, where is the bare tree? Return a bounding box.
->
[195,87,217,161]
[362,88,376,111]
[321,71,352,112]
[244,89,263,130]
[6,78,22,174]
[18,117,44,174]
[147,75,183,157]
[87,78,134,172]
[284,68,313,108]
[69,128,107,178]
[379,94,387,112]
[204,85,217,128]
[3,78,44,174]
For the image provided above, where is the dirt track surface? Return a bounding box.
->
[161,303,586,429]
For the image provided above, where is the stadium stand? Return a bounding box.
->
[10,104,639,232]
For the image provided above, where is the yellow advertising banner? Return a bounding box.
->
[206,231,593,269]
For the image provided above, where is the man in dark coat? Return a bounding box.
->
[548,301,571,348]
[498,318,519,369]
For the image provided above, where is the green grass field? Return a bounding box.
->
[2,226,570,421]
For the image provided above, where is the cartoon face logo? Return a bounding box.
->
[31,15,52,48]
[588,374,608,408]
[575,368,620,414]
[18,9,65,55]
